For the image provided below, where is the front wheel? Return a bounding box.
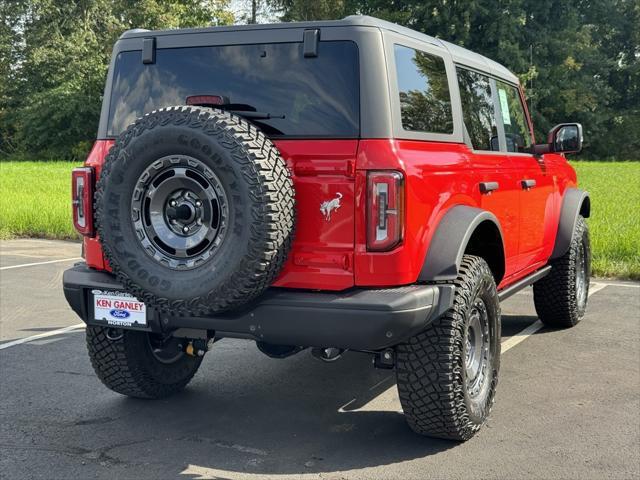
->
[86,326,202,399]
[533,215,591,328]
[396,255,501,441]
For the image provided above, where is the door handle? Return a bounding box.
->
[521,179,536,189]
[479,182,499,194]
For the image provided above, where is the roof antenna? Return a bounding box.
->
[250,0,257,24]
[529,44,534,119]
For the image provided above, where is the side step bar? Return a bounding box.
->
[498,266,552,302]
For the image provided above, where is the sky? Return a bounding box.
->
[230,0,277,24]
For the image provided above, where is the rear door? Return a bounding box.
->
[456,67,521,282]
[494,81,556,271]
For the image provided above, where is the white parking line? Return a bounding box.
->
[0,323,85,350]
[501,320,543,353]
[341,281,610,413]
[502,281,607,353]
[0,257,81,271]
[592,282,639,288]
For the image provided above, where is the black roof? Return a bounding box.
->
[119,15,518,84]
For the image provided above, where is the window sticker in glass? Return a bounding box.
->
[498,88,511,125]
[496,81,532,153]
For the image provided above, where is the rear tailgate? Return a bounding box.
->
[271,140,358,290]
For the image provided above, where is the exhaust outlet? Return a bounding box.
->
[311,347,345,362]
[256,342,305,359]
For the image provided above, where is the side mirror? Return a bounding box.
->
[531,123,583,156]
[547,123,583,154]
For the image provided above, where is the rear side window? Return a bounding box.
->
[457,68,499,151]
[107,41,359,138]
[495,81,532,152]
[394,45,453,134]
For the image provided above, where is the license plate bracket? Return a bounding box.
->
[92,289,148,328]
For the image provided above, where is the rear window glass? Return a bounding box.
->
[107,41,359,138]
[394,44,453,134]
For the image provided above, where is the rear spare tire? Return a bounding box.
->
[95,106,295,315]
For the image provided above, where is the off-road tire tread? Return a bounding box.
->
[533,216,590,328]
[95,106,295,315]
[86,326,202,399]
[396,255,500,441]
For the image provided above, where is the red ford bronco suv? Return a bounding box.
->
[63,16,591,441]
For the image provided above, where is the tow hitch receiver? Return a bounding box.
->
[182,339,213,357]
[173,329,215,357]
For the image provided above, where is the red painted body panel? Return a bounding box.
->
[356,139,473,286]
[83,140,114,271]
[354,139,570,290]
[464,148,521,282]
[270,140,358,290]
[81,133,574,292]
[84,139,114,178]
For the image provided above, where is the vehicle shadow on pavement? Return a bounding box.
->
[71,342,457,476]
[501,314,540,336]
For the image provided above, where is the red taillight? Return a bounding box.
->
[72,167,94,236]
[367,171,404,251]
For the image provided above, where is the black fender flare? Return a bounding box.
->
[419,206,505,283]
[551,188,590,259]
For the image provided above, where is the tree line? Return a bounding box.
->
[1,0,637,160]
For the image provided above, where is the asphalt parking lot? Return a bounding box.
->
[1,239,639,480]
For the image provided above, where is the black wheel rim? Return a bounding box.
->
[465,298,491,399]
[147,334,183,364]
[131,155,229,270]
[576,240,588,309]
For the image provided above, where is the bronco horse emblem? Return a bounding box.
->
[320,193,343,221]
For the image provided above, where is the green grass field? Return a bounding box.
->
[573,162,640,280]
[0,161,81,241]
[1,160,639,279]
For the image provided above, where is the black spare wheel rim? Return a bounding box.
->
[95,106,295,315]
[132,155,229,269]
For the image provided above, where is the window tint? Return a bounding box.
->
[394,45,453,134]
[495,81,532,152]
[107,41,359,138]
[456,68,499,151]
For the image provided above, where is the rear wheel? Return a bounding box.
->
[533,215,590,328]
[396,255,501,441]
[86,326,202,399]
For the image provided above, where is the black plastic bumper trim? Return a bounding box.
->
[63,264,449,351]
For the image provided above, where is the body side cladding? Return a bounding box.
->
[551,188,590,259]
[418,206,506,283]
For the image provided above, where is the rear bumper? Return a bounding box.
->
[63,263,453,351]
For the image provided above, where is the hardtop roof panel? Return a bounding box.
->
[118,15,519,85]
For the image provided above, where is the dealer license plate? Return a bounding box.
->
[92,290,147,327]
